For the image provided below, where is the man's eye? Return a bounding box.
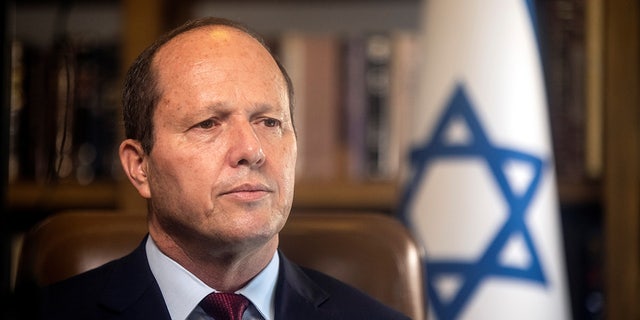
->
[197,119,215,129]
[263,118,281,128]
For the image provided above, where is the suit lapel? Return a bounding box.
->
[274,253,336,320]
[92,242,338,319]
[98,236,172,320]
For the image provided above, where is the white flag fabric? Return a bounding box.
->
[399,0,572,319]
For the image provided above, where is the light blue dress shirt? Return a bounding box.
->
[145,236,279,320]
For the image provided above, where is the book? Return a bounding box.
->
[388,31,419,183]
[343,35,368,180]
[279,32,342,182]
[363,33,392,180]
[344,31,418,182]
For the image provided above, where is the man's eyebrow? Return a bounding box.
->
[253,103,279,113]
[203,101,230,112]
[191,102,233,119]
[174,103,229,127]
[185,101,285,120]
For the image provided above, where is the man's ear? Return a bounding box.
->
[119,139,151,199]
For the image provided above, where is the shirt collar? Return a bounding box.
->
[145,236,279,320]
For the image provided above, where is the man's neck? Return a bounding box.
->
[149,228,279,292]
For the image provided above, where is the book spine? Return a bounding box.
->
[363,33,392,179]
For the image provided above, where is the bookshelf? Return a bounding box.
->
[7,0,606,216]
[7,0,423,217]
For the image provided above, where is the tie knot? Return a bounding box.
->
[200,292,250,320]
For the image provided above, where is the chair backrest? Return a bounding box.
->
[17,210,425,320]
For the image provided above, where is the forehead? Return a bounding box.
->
[153,26,279,78]
[151,25,286,99]
[150,25,289,114]
[162,26,248,53]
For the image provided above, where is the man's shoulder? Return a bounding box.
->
[46,257,121,296]
[302,267,411,319]
[37,240,168,320]
[45,239,148,299]
[278,255,411,320]
[41,255,127,318]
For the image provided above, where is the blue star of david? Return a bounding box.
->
[400,84,548,319]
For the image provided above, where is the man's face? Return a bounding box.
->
[143,27,297,252]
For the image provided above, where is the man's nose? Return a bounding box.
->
[227,120,265,168]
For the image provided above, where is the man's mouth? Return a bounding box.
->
[220,183,271,201]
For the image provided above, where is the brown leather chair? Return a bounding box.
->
[17,210,425,320]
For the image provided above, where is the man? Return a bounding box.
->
[39,17,410,320]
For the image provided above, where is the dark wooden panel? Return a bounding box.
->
[604,0,640,318]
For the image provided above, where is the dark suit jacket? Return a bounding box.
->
[34,238,410,320]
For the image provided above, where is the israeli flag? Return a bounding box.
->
[399,0,572,319]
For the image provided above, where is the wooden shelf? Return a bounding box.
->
[293,181,400,212]
[7,181,118,211]
[557,180,602,205]
[6,180,400,213]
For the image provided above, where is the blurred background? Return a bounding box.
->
[1,0,638,319]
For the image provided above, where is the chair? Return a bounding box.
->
[17,210,425,320]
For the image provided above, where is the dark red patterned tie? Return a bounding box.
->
[200,292,250,320]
